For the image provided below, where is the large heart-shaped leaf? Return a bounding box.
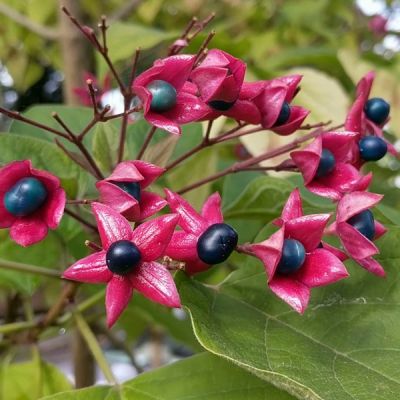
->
[41,353,295,399]
[176,226,400,400]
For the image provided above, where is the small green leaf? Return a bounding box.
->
[1,360,71,399]
[0,230,64,294]
[92,122,120,174]
[223,175,295,220]
[41,353,295,400]
[166,147,218,209]
[104,22,175,65]
[9,105,95,148]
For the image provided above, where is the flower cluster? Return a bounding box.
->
[132,50,309,135]
[0,39,395,325]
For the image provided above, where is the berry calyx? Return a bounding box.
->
[274,101,291,126]
[113,181,141,202]
[4,177,47,217]
[147,80,177,112]
[315,149,336,178]
[106,240,141,275]
[359,136,388,162]
[197,223,238,265]
[364,97,390,125]
[348,209,375,241]
[277,239,306,275]
[208,100,236,111]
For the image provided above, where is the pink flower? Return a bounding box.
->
[133,55,209,135]
[96,161,166,222]
[0,160,66,247]
[191,49,246,105]
[250,75,310,135]
[368,15,388,36]
[290,131,372,200]
[189,50,261,124]
[63,203,180,327]
[243,189,348,313]
[345,71,397,166]
[165,190,237,275]
[73,72,112,107]
[329,191,387,277]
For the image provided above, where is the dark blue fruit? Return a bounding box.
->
[4,177,47,217]
[197,223,238,265]
[106,240,141,275]
[277,239,306,275]
[315,149,336,178]
[113,181,141,202]
[364,97,390,125]
[359,136,388,162]
[147,80,177,112]
[208,100,236,111]
[348,209,375,241]
[274,101,291,126]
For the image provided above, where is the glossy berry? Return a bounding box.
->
[315,149,336,178]
[277,239,306,275]
[208,100,235,111]
[4,177,47,217]
[364,97,390,125]
[113,181,141,202]
[359,136,388,162]
[274,101,291,126]
[106,240,141,275]
[147,80,177,112]
[197,223,238,265]
[348,209,375,241]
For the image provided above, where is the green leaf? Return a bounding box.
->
[118,294,202,351]
[166,147,218,210]
[106,22,175,64]
[41,353,295,400]
[285,67,350,126]
[176,226,400,400]
[0,230,64,294]
[1,360,71,399]
[9,105,95,149]
[0,133,90,198]
[223,175,295,220]
[92,121,120,174]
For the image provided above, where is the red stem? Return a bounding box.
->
[177,128,323,194]
[164,123,248,172]
[117,97,132,163]
[136,126,157,159]
[0,107,70,140]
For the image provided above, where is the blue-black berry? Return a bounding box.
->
[364,97,390,125]
[277,239,306,275]
[348,209,375,241]
[106,240,141,275]
[147,80,177,112]
[113,181,141,202]
[359,136,388,162]
[197,223,238,265]
[274,101,291,126]
[4,177,47,217]
[208,100,236,111]
[315,148,336,178]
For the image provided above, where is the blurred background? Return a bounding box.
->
[1,0,400,389]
